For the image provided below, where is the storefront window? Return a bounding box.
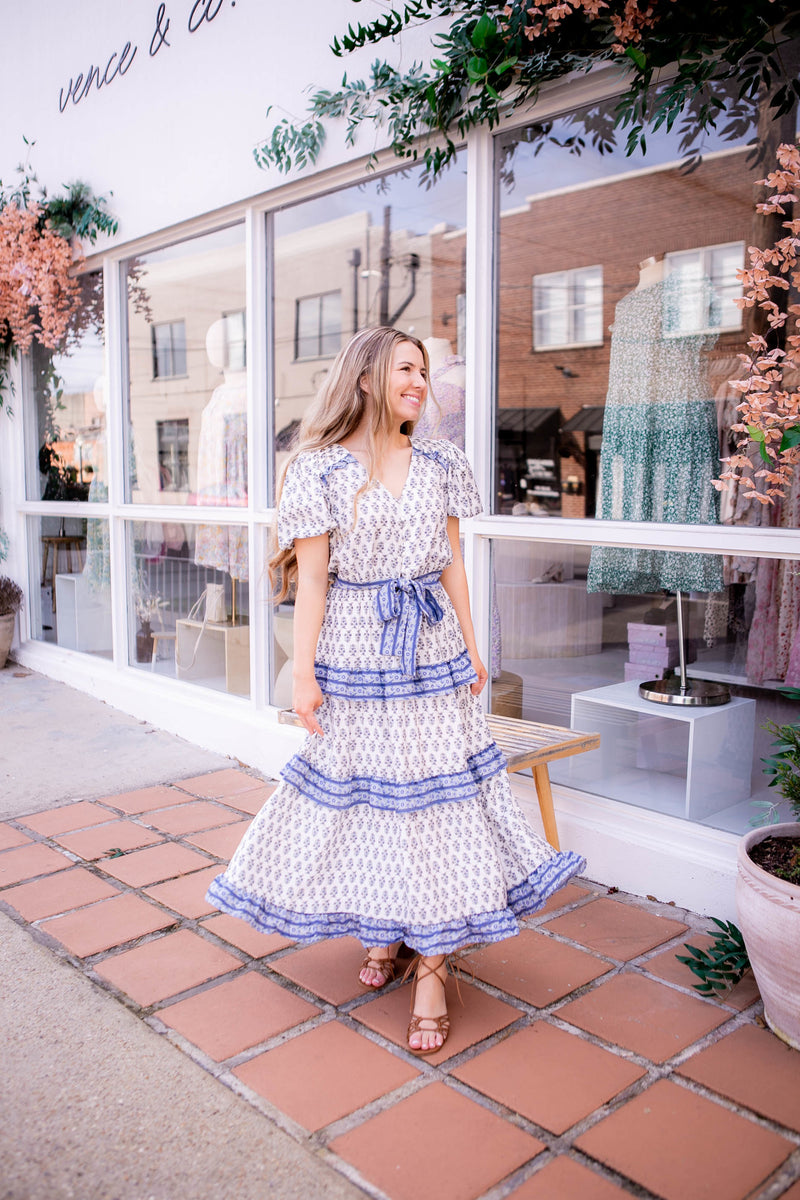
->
[28,515,112,655]
[124,226,246,506]
[488,538,800,834]
[127,520,250,696]
[272,154,467,483]
[27,270,106,503]
[493,109,770,525]
[269,157,467,705]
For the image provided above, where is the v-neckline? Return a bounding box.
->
[339,442,416,503]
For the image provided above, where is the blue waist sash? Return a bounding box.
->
[332,571,444,677]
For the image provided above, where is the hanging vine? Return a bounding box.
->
[254,0,800,182]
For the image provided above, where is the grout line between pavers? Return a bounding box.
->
[751,1151,800,1200]
[669,1071,800,1144]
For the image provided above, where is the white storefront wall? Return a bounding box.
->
[4,3,797,919]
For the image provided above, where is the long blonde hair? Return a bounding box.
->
[269,326,430,601]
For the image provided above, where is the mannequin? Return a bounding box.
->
[587,255,723,595]
[194,319,249,592]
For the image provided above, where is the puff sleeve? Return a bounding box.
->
[446,444,484,518]
[277,452,335,549]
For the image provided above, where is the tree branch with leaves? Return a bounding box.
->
[255,0,800,182]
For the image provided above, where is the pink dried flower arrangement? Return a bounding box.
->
[0,201,82,355]
[714,142,800,505]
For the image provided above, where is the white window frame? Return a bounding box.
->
[294,290,342,361]
[532,264,604,352]
[664,240,745,337]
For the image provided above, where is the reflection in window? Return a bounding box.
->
[495,110,760,522]
[272,154,466,483]
[664,242,744,335]
[27,270,107,503]
[128,520,250,696]
[295,292,342,359]
[488,539,800,837]
[533,266,603,350]
[157,418,190,491]
[29,515,112,657]
[125,226,247,507]
[151,320,187,378]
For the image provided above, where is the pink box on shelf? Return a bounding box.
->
[628,644,681,668]
[624,662,671,682]
[627,622,679,646]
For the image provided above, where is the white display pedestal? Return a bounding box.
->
[55,573,112,653]
[175,619,250,696]
[568,679,756,822]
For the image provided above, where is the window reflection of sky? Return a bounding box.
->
[499,112,756,210]
[275,151,467,237]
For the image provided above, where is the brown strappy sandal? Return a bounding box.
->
[403,955,451,1055]
[358,952,399,989]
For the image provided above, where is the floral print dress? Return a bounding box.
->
[207,435,585,954]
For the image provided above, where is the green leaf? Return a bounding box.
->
[780,426,800,452]
[471,13,496,51]
[747,425,766,443]
[625,45,647,72]
[467,56,488,81]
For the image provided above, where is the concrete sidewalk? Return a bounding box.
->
[0,667,363,1200]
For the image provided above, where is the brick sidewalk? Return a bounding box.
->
[2,767,799,1200]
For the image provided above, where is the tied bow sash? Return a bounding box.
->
[333,571,444,676]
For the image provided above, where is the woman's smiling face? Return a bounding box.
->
[384,340,428,425]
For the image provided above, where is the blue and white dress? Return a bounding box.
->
[207,436,585,955]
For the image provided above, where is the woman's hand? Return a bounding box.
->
[293,674,325,736]
[470,654,488,696]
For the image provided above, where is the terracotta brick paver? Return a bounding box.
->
[200,912,294,957]
[470,928,612,1005]
[159,970,320,1061]
[452,1021,646,1133]
[542,896,688,960]
[557,971,729,1061]
[574,1079,794,1200]
[0,824,33,851]
[172,769,265,798]
[330,1082,544,1200]
[0,842,71,887]
[99,841,212,888]
[100,785,190,814]
[2,866,119,921]
[95,928,242,1006]
[40,893,177,957]
[142,863,222,918]
[508,1156,635,1199]
[234,1021,420,1130]
[646,936,762,1010]
[270,935,375,1005]
[143,801,244,836]
[354,977,523,1065]
[3,779,800,1200]
[53,819,163,860]
[678,1024,800,1132]
[185,820,250,858]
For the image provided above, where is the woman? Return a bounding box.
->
[207,326,585,1054]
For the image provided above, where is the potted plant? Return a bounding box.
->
[736,708,800,1050]
[0,575,23,669]
[134,588,167,663]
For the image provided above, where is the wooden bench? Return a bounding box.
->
[278,709,600,851]
[485,714,600,850]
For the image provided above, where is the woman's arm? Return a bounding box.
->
[291,532,330,735]
[439,516,488,696]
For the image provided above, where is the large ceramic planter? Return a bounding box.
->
[0,611,16,669]
[736,822,800,1050]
